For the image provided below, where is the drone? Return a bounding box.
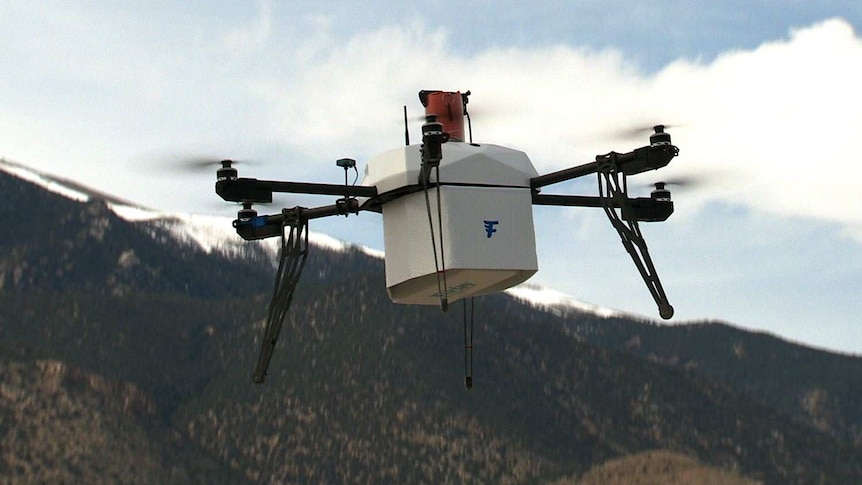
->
[214,90,680,386]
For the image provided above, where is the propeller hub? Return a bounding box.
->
[650,126,672,147]
[216,160,238,182]
[237,202,257,222]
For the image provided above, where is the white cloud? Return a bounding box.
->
[652,19,862,231]
[257,17,862,238]
[5,7,859,236]
[222,0,274,54]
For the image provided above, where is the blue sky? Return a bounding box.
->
[2,1,861,353]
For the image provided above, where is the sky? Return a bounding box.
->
[2,1,862,354]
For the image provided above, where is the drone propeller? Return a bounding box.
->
[163,157,290,213]
[610,123,686,142]
[169,157,260,174]
[638,166,738,194]
[649,175,703,189]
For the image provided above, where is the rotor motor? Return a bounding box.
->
[649,125,672,147]
[216,159,238,181]
[651,181,672,202]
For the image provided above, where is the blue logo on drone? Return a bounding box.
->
[483,220,499,238]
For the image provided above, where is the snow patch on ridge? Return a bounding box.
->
[0,158,384,261]
[1,159,90,202]
[111,205,268,258]
[110,203,384,260]
[506,283,623,319]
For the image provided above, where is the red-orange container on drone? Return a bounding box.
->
[421,91,465,142]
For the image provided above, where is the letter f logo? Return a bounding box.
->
[483,220,499,238]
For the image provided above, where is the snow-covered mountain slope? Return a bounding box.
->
[0,157,383,261]
[0,157,622,319]
[505,283,624,319]
[107,204,386,262]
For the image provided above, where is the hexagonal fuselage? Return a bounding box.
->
[362,142,540,305]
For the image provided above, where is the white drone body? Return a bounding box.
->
[362,142,539,305]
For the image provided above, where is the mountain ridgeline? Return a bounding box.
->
[0,165,860,484]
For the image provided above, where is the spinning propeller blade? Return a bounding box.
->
[638,168,736,194]
[611,123,686,142]
[139,155,263,176]
[172,157,259,173]
[651,175,703,188]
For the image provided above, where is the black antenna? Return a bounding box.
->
[461,90,472,143]
[403,105,410,146]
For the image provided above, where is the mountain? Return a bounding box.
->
[1,159,861,484]
[554,450,762,485]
